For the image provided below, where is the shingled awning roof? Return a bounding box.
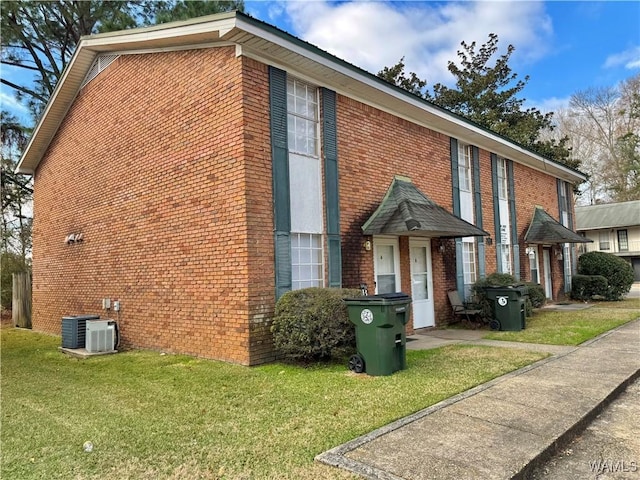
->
[524,206,592,244]
[362,176,489,238]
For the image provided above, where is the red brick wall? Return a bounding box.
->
[33,46,569,364]
[335,97,456,329]
[512,162,565,298]
[335,96,564,328]
[32,47,274,365]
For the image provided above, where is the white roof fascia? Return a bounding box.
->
[17,12,586,184]
[16,45,97,174]
[16,16,238,174]
[232,16,585,184]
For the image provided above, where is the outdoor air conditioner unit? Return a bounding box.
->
[86,320,116,353]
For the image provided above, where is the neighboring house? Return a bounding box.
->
[575,200,640,281]
[17,12,588,365]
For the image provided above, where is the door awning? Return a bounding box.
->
[524,206,592,244]
[362,176,489,238]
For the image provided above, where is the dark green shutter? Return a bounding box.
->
[450,138,460,216]
[490,153,502,273]
[557,180,574,292]
[472,146,485,279]
[450,139,464,293]
[322,88,342,287]
[507,160,519,280]
[269,66,291,299]
[567,184,577,277]
[556,179,564,218]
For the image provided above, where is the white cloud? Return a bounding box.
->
[0,91,29,114]
[277,0,553,87]
[531,96,571,115]
[604,46,640,70]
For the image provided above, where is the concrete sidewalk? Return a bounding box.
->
[406,330,576,356]
[317,320,640,480]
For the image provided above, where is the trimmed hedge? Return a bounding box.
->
[524,282,546,308]
[578,251,634,301]
[271,287,361,361]
[571,274,609,301]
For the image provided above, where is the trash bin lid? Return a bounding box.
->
[376,292,411,300]
[344,292,411,304]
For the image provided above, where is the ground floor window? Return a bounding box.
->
[527,247,539,284]
[498,243,512,274]
[291,233,323,290]
[462,239,477,299]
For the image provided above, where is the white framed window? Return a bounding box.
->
[287,78,318,157]
[599,231,610,251]
[291,233,324,290]
[497,157,508,200]
[287,76,323,291]
[373,237,401,294]
[499,244,513,275]
[462,239,477,299]
[458,143,472,193]
[528,247,540,284]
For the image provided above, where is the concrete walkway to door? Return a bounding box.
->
[406,302,595,355]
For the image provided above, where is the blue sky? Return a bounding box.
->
[2,1,639,125]
[244,0,640,113]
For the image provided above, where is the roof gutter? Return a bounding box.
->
[16,11,587,184]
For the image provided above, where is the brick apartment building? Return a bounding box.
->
[17,12,588,365]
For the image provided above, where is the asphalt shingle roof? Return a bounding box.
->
[524,206,592,244]
[362,177,489,238]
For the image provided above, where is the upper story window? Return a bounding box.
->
[458,144,472,192]
[287,78,318,157]
[617,230,629,251]
[497,157,508,200]
[599,231,610,251]
[287,77,323,290]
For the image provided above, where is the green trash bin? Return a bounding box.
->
[484,286,527,331]
[344,292,411,376]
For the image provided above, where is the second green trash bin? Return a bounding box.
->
[484,285,528,331]
[344,292,411,376]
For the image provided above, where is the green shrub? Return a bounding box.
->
[271,287,361,362]
[571,274,609,301]
[578,252,634,301]
[524,282,546,308]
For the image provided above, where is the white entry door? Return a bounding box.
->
[373,237,400,294]
[543,248,552,299]
[410,239,435,328]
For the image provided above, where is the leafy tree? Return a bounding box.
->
[562,74,640,203]
[1,111,32,263]
[1,0,243,117]
[154,0,243,24]
[378,34,575,169]
[377,56,428,98]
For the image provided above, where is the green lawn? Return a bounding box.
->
[1,328,545,480]
[482,301,640,345]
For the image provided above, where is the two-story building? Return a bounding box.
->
[17,12,588,364]
[576,200,640,281]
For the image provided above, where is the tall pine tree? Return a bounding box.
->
[378,34,575,169]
